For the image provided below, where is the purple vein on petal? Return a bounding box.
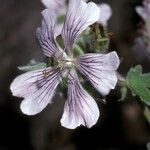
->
[60,69,99,129]
[61,0,100,52]
[10,67,66,115]
[75,51,120,96]
[36,9,61,58]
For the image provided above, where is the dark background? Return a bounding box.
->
[0,0,150,149]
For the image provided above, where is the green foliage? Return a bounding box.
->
[57,15,65,24]
[73,44,84,56]
[76,24,109,53]
[18,59,47,72]
[93,24,109,52]
[126,65,150,105]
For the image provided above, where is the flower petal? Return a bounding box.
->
[136,0,150,21]
[10,67,65,115]
[61,0,100,52]
[36,9,63,58]
[76,51,120,96]
[136,6,148,20]
[98,3,112,26]
[61,69,99,129]
[41,0,66,15]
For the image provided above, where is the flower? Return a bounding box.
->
[10,0,120,129]
[41,0,66,15]
[85,0,112,26]
[136,0,150,21]
[97,3,112,26]
[42,0,112,26]
[135,0,150,58]
[41,0,67,37]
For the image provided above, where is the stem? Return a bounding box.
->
[117,72,126,86]
[74,44,84,55]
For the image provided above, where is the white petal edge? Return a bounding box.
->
[61,69,99,129]
[61,0,100,51]
[76,51,120,96]
[10,67,65,115]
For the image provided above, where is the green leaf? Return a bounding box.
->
[18,59,47,72]
[126,65,150,105]
[76,24,109,53]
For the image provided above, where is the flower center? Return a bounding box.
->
[62,58,74,68]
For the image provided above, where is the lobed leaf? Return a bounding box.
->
[126,65,150,105]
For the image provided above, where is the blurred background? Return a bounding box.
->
[0,0,150,149]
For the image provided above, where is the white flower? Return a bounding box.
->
[98,3,112,26]
[41,0,66,15]
[136,0,150,21]
[10,0,120,129]
[41,0,66,36]
[42,0,112,26]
